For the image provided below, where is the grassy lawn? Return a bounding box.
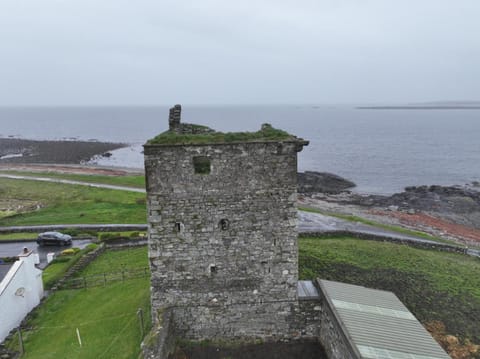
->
[8,247,151,359]
[75,246,147,277]
[299,206,456,245]
[0,170,145,188]
[0,178,146,226]
[0,232,37,240]
[299,236,480,344]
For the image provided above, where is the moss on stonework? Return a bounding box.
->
[147,123,295,145]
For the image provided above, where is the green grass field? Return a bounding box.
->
[0,178,146,226]
[299,236,480,343]
[8,247,151,359]
[75,246,147,277]
[0,170,145,188]
[7,237,479,357]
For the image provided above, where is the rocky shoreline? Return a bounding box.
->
[300,174,480,246]
[0,138,126,165]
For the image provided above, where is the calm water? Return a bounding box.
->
[0,105,479,194]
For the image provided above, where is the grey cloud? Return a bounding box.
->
[0,0,479,105]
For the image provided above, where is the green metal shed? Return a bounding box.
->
[318,279,451,359]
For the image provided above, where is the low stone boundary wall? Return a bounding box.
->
[313,279,359,359]
[299,230,468,255]
[104,239,148,249]
[54,243,106,290]
[0,224,148,234]
[142,308,176,359]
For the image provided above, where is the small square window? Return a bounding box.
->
[193,156,211,174]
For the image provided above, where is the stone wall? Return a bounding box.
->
[314,288,359,359]
[144,140,306,339]
[142,307,176,359]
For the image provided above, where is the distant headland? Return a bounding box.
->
[358,101,480,110]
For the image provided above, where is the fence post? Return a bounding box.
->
[18,328,24,356]
[83,277,87,289]
[122,270,125,281]
[104,273,107,287]
[137,308,144,338]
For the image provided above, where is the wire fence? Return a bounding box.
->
[6,307,150,358]
[59,267,150,289]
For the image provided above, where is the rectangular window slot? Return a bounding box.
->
[193,156,211,174]
[174,222,182,232]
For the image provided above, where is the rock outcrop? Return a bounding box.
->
[297,171,355,194]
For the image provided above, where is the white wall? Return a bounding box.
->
[0,249,44,342]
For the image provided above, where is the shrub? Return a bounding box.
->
[60,247,80,256]
[135,197,146,205]
[98,232,122,241]
[60,249,76,256]
[62,228,80,236]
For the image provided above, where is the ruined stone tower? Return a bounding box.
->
[144,105,308,340]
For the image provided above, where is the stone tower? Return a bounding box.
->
[144,105,308,340]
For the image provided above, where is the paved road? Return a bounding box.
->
[299,211,450,244]
[0,239,93,264]
[0,173,145,193]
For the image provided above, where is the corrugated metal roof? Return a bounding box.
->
[318,279,451,359]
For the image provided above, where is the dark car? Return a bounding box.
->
[37,231,72,246]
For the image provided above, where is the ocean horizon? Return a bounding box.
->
[0,105,479,195]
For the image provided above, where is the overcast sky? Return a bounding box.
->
[0,0,479,106]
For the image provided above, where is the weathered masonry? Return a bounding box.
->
[142,106,451,359]
[144,105,309,340]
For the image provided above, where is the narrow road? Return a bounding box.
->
[0,239,93,264]
[298,210,436,243]
[0,173,145,193]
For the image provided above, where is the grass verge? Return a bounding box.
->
[0,232,37,240]
[0,178,146,226]
[299,236,480,345]
[6,247,151,359]
[0,170,145,188]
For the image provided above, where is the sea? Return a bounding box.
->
[0,105,479,195]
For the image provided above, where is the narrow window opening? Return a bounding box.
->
[193,156,211,174]
[268,267,271,274]
[219,219,230,230]
[276,143,283,155]
[273,238,277,246]
[209,265,217,274]
[174,222,183,233]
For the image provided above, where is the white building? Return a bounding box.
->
[0,248,44,342]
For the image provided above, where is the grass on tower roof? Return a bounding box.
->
[147,123,296,145]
